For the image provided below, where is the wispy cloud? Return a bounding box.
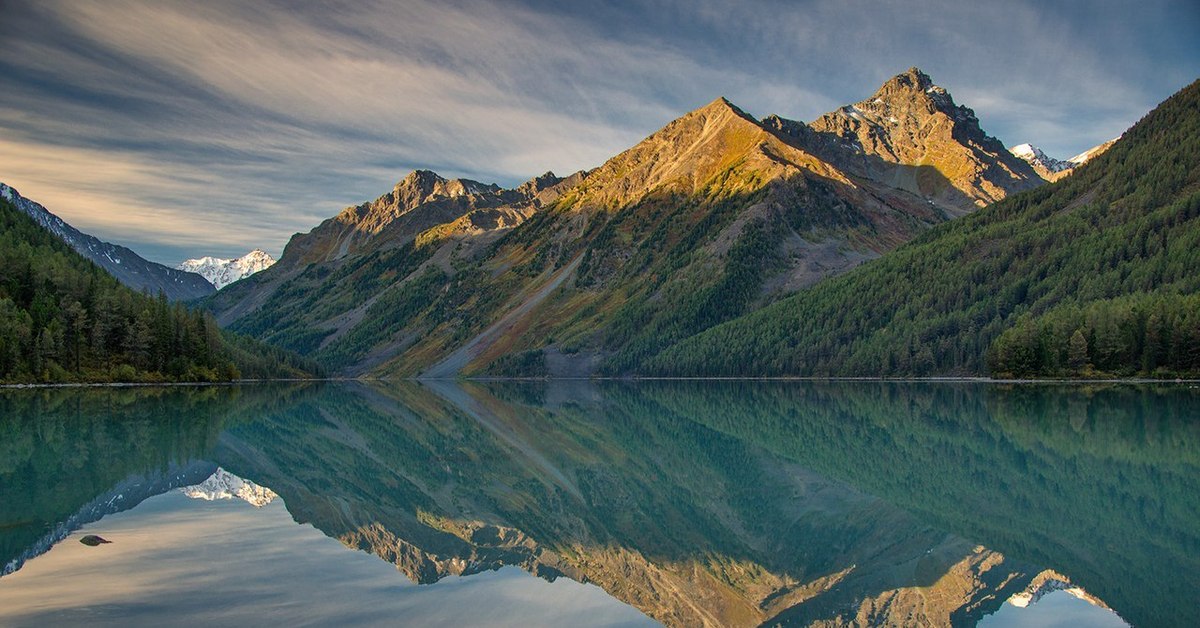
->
[0,0,1195,262]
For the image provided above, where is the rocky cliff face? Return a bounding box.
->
[790,67,1044,214]
[1,183,215,300]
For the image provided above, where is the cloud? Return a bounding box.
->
[0,0,1195,263]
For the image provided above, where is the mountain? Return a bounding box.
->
[208,68,1043,377]
[179,249,276,289]
[644,78,1200,377]
[782,67,1045,213]
[0,183,215,300]
[180,467,277,507]
[1010,143,1074,178]
[1010,139,1118,181]
[0,193,318,383]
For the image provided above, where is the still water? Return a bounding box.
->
[0,381,1195,627]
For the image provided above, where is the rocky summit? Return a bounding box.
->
[767,67,1044,214]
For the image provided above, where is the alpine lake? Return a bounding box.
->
[0,381,1196,627]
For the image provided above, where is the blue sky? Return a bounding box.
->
[0,0,1196,263]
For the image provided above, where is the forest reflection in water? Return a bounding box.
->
[1,381,1195,627]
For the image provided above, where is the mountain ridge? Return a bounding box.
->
[179,249,276,290]
[206,67,1049,377]
[1010,139,1118,181]
[0,183,215,300]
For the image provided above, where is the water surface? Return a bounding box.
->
[1,381,1195,626]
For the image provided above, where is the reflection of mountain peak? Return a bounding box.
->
[1007,571,1113,611]
[181,467,277,507]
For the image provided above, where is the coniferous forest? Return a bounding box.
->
[0,197,318,383]
[643,79,1200,378]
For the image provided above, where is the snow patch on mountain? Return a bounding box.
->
[1010,138,1119,179]
[180,467,277,507]
[1010,143,1073,173]
[1068,138,1120,165]
[178,249,275,289]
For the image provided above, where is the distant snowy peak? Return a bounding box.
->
[178,249,275,289]
[1010,138,1119,180]
[180,468,277,507]
[1010,143,1073,173]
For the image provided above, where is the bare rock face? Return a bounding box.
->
[792,67,1044,214]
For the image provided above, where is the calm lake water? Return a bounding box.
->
[0,381,1195,627]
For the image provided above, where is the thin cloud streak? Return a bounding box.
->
[0,0,1195,262]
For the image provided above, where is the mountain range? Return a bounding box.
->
[0,183,215,301]
[648,77,1200,377]
[208,67,1090,378]
[1009,140,1116,181]
[178,250,276,290]
[4,67,1193,381]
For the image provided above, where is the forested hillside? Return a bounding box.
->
[645,78,1200,378]
[0,197,317,383]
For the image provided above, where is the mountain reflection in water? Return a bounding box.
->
[1,381,1195,627]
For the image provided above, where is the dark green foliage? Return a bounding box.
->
[600,216,782,373]
[645,79,1200,377]
[0,198,317,383]
[989,292,1200,377]
[485,349,549,377]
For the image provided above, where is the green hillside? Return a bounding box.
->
[0,197,318,383]
[645,78,1200,377]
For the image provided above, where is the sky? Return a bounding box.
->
[0,0,1197,264]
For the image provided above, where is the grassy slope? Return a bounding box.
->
[645,78,1200,377]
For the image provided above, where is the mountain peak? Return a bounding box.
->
[890,66,935,91]
[1011,138,1120,181]
[1010,143,1073,174]
[401,169,446,185]
[178,249,276,289]
[694,96,757,123]
[802,66,1042,210]
[866,67,957,115]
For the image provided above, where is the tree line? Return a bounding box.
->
[0,197,317,383]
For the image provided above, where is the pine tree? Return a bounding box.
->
[1068,329,1090,373]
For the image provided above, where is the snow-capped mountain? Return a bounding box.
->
[1,182,216,300]
[1010,143,1073,174]
[180,467,277,507]
[1010,138,1119,181]
[178,249,276,289]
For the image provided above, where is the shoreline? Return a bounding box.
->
[3,376,1198,389]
